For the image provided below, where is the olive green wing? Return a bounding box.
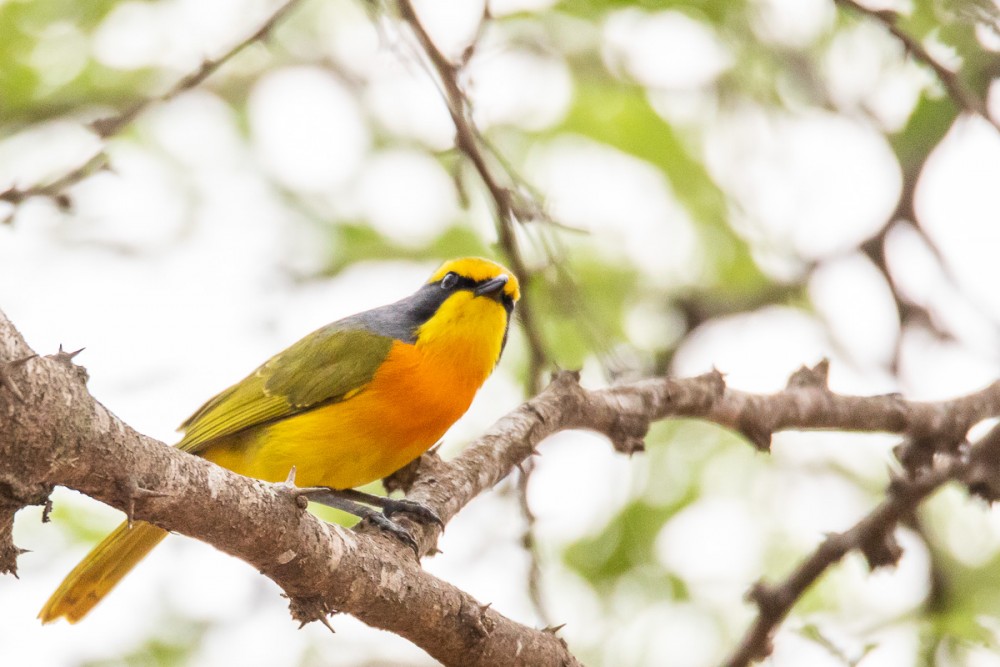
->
[178,326,395,453]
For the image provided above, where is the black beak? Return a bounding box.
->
[474,275,509,298]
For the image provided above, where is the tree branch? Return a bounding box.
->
[0,309,579,667]
[0,0,304,210]
[393,362,1000,549]
[723,417,1000,666]
[0,154,110,223]
[721,438,972,667]
[833,0,1000,134]
[4,305,1000,664]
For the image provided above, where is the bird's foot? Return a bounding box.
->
[362,511,419,554]
[365,494,443,528]
[282,478,439,555]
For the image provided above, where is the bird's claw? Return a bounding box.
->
[381,497,443,528]
[365,513,419,555]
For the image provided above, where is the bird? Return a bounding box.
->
[39,256,520,624]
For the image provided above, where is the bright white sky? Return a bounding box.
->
[1,0,1000,666]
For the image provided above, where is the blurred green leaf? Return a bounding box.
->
[562,79,727,226]
[47,501,121,546]
[922,548,1000,649]
[324,223,489,275]
[891,93,958,178]
[556,0,746,24]
[83,616,208,667]
[0,0,156,123]
[565,493,695,593]
[553,74,767,292]
[531,250,640,367]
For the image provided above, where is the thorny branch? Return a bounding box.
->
[833,0,1000,134]
[399,360,1000,663]
[0,310,578,667]
[720,426,995,667]
[0,0,304,211]
[3,3,998,662]
[4,308,1000,663]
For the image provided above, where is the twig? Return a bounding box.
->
[395,0,549,391]
[516,458,553,626]
[833,0,1000,134]
[722,419,1000,667]
[0,154,110,218]
[91,0,302,137]
[0,0,304,209]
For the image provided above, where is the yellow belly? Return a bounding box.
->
[200,340,481,489]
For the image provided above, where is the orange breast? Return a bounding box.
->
[204,340,484,489]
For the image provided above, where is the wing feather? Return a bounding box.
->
[178,326,394,453]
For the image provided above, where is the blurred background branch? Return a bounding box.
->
[396,0,550,393]
[833,0,1000,134]
[0,0,303,212]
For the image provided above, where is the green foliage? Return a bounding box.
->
[564,420,736,596]
[554,71,766,293]
[557,0,747,24]
[82,617,208,667]
[559,78,727,229]
[0,0,154,124]
[922,538,1000,651]
[891,93,958,178]
[565,498,693,598]
[324,224,489,275]
[531,250,640,367]
[46,498,121,546]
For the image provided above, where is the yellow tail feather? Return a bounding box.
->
[39,520,168,624]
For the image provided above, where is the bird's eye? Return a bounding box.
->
[441,272,459,290]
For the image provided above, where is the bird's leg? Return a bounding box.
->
[300,489,420,554]
[319,488,443,528]
[278,469,439,554]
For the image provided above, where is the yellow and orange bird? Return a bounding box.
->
[40,257,519,624]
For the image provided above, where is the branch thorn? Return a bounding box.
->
[738,419,773,453]
[47,344,85,365]
[858,529,903,570]
[0,354,36,402]
[703,367,727,398]
[786,358,830,389]
[289,595,337,633]
[120,479,170,528]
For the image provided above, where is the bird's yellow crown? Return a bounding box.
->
[428,257,520,302]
